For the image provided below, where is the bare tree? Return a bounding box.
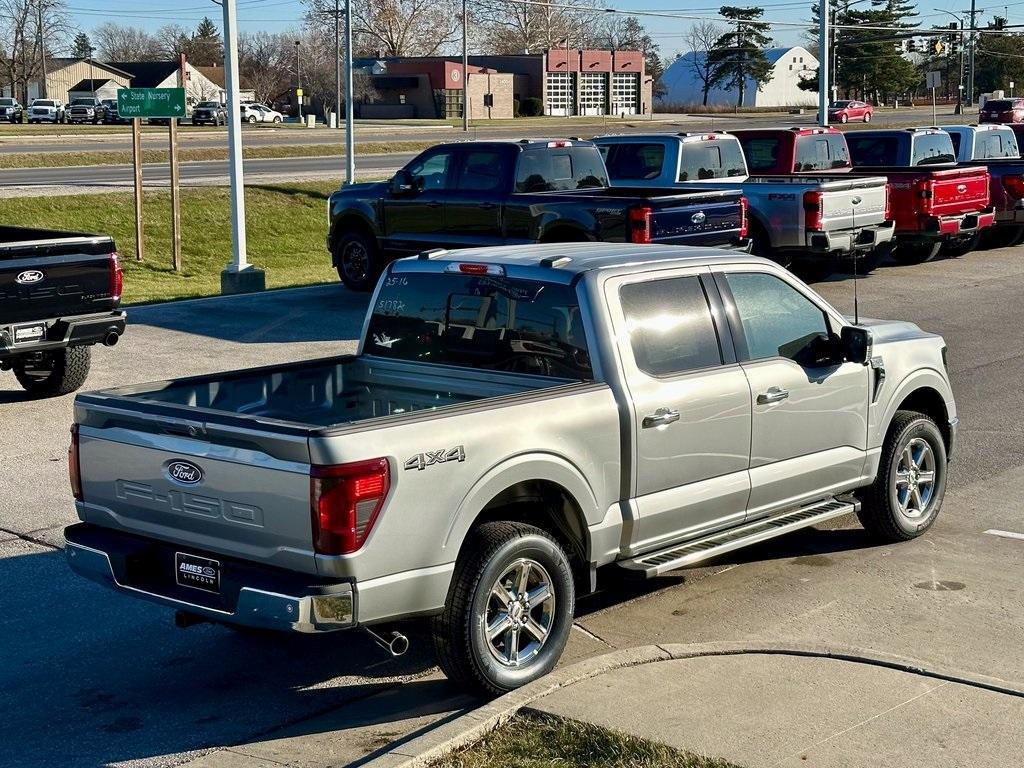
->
[683,19,723,106]
[0,0,72,102]
[93,23,162,61]
[238,31,293,105]
[473,0,602,55]
[304,0,460,58]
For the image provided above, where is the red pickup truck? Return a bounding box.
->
[731,126,995,264]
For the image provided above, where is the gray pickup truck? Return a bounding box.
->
[65,244,957,696]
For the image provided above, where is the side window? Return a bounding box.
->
[456,149,508,192]
[724,272,831,366]
[619,276,723,376]
[407,151,453,192]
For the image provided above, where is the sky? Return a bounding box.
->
[67,0,1018,60]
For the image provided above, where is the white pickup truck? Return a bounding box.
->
[65,243,957,696]
[594,132,895,276]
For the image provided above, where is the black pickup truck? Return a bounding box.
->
[327,139,749,290]
[1,226,125,397]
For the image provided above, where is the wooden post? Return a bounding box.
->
[132,118,144,262]
[168,117,182,272]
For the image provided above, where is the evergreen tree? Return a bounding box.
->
[72,32,93,59]
[707,6,773,107]
[186,17,223,66]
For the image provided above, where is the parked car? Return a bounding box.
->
[27,98,64,124]
[733,127,994,264]
[239,102,283,124]
[192,101,226,126]
[828,99,873,124]
[1,225,125,397]
[0,97,24,124]
[64,242,957,696]
[594,132,893,275]
[67,97,108,124]
[844,128,995,260]
[940,124,1024,247]
[100,99,128,124]
[328,139,749,291]
[979,98,1024,124]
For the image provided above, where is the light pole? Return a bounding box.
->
[335,0,341,130]
[819,0,829,125]
[345,0,354,183]
[295,40,302,121]
[88,46,95,98]
[935,9,965,114]
[462,0,469,130]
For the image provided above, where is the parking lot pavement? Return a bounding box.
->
[1,248,1023,766]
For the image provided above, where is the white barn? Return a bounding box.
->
[659,45,818,109]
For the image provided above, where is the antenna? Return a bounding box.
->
[852,198,860,324]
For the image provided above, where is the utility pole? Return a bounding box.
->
[37,2,48,98]
[819,0,830,126]
[295,40,303,121]
[88,46,95,97]
[462,0,469,130]
[962,0,981,104]
[344,0,355,184]
[335,0,341,130]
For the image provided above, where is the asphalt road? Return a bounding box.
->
[1,246,1022,767]
[0,153,414,189]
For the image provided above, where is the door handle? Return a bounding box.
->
[426,201,442,208]
[642,408,680,429]
[756,387,790,405]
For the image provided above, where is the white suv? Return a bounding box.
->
[239,102,283,124]
[28,99,64,124]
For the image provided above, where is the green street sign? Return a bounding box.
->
[117,87,186,118]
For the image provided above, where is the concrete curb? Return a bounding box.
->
[363,640,1024,768]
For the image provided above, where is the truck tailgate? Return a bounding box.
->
[76,408,319,575]
[0,249,117,324]
[814,176,889,229]
[926,167,991,217]
[647,189,744,244]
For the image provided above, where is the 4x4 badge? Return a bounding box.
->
[404,446,466,471]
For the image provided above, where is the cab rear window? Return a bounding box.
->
[794,134,850,171]
[678,139,747,180]
[736,137,782,173]
[599,143,666,181]
[366,273,592,380]
[514,147,608,192]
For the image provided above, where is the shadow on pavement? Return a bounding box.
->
[126,283,371,345]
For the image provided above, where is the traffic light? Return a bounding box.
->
[931,39,946,55]
[907,38,918,53]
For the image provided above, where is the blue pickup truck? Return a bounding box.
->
[327,139,749,290]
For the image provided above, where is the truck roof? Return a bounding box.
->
[428,138,597,151]
[403,243,766,281]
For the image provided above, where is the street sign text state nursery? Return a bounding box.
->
[117,88,187,119]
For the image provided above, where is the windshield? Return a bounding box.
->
[365,272,592,380]
[197,101,220,108]
[514,146,608,192]
[71,98,95,106]
[985,100,1014,110]
[830,101,852,108]
[34,100,55,107]
[0,98,14,106]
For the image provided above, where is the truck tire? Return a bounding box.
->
[856,410,947,542]
[334,231,381,292]
[432,521,575,698]
[13,347,92,398]
[892,241,940,264]
[982,224,1024,249]
[941,232,980,257]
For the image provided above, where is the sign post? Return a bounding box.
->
[118,87,186,272]
[131,118,144,262]
[927,70,942,124]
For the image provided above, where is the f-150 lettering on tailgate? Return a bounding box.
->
[115,479,264,527]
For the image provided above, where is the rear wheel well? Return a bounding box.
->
[469,480,591,592]
[330,216,375,263]
[894,387,951,450]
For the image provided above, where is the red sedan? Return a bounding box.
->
[979,98,1024,124]
[828,100,873,123]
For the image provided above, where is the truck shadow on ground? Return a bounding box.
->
[126,283,371,345]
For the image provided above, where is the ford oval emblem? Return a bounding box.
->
[166,460,204,486]
[16,270,43,285]
[691,211,707,224]
[957,184,967,194]
[851,196,862,205]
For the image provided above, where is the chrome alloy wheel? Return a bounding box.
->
[483,558,556,667]
[893,437,936,520]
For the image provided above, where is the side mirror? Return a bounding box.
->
[390,170,415,196]
[841,325,873,365]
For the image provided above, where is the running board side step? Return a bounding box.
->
[617,497,860,578]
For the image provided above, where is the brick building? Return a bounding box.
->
[356,49,650,120]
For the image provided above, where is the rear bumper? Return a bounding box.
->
[995,203,1024,225]
[0,310,125,360]
[917,207,996,238]
[64,523,356,633]
[805,220,895,255]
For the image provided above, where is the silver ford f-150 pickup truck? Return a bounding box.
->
[65,243,957,696]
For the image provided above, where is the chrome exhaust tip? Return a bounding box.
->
[103,330,120,347]
[364,626,409,657]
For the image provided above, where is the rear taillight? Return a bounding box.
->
[69,424,82,502]
[628,205,653,244]
[884,183,891,221]
[310,458,390,555]
[802,190,823,231]
[739,196,749,238]
[1003,175,1024,199]
[109,252,123,302]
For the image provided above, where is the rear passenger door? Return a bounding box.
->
[444,147,512,247]
[607,268,752,555]
[714,267,870,520]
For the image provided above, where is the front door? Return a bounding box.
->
[381,148,456,256]
[715,268,870,520]
[444,146,510,248]
[608,269,753,555]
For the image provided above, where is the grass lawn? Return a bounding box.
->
[0,181,349,304]
[430,710,739,768]
[0,140,435,169]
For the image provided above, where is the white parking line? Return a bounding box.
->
[984,529,1024,541]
